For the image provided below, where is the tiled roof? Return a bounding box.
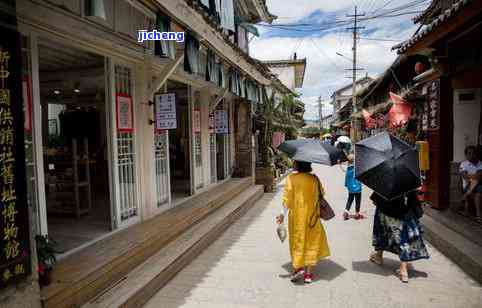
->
[395,0,472,54]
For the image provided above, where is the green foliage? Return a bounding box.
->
[300,126,322,138]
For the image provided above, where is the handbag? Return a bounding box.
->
[310,175,335,228]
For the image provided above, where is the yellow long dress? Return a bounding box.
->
[283,172,330,269]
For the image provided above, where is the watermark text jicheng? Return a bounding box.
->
[137,30,185,43]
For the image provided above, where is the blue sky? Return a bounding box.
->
[250,0,428,120]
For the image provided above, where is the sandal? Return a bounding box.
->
[369,252,383,265]
[396,269,409,283]
[290,268,305,282]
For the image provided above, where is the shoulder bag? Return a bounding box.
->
[309,175,335,228]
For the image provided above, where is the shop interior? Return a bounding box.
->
[38,38,112,254]
[167,80,192,200]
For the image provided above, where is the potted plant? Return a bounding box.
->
[35,235,57,286]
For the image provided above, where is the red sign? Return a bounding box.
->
[116,93,134,132]
[388,92,412,128]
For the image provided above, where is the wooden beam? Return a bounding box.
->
[150,54,184,97]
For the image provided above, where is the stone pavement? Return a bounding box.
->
[145,165,482,308]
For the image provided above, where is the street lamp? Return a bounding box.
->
[336,52,353,63]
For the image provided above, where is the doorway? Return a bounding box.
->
[38,38,112,253]
[167,80,191,201]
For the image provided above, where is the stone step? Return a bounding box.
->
[421,213,482,284]
[82,185,264,308]
[41,178,253,308]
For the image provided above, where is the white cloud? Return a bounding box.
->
[252,1,424,120]
[266,0,354,23]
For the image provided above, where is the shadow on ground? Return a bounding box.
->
[280,259,347,284]
[352,259,428,279]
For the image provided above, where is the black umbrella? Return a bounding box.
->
[277,139,346,166]
[354,132,420,200]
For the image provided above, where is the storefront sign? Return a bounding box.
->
[154,93,176,130]
[423,80,440,131]
[116,94,134,132]
[215,110,228,134]
[0,25,31,289]
[193,109,201,133]
[22,77,32,133]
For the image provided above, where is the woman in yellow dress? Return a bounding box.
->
[276,161,330,283]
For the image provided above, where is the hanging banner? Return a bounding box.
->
[215,110,228,134]
[0,24,31,289]
[388,92,412,128]
[116,94,134,132]
[425,80,440,131]
[154,93,177,131]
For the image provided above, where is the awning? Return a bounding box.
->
[240,23,260,36]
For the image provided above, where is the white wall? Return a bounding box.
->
[270,67,295,90]
[453,88,481,162]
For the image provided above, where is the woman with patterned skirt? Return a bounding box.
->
[369,191,429,283]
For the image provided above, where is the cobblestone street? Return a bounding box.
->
[145,165,482,308]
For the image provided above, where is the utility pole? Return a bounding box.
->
[346,6,365,141]
[318,96,323,131]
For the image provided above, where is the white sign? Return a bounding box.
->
[215,110,228,134]
[155,93,177,130]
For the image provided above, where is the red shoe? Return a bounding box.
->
[343,211,349,221]
[355,213,364,220]
[290,268,305,282]
[304,273,313,284]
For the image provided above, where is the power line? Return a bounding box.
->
[256,6,428,33]
[309,38,343,72]
[258,0,429,30]
[358,37,402,42]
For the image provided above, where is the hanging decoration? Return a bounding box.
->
[388,92,412,128]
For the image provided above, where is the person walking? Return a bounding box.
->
[343,154,363,220]
[276,161,330,284]
[369,191,429,283]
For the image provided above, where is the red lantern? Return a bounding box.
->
[415,62,426,75]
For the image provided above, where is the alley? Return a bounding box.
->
[145,165,482,308]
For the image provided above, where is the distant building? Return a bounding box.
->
[262,55,307,91]
[321,114,334,130]
[331,76,374,133]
